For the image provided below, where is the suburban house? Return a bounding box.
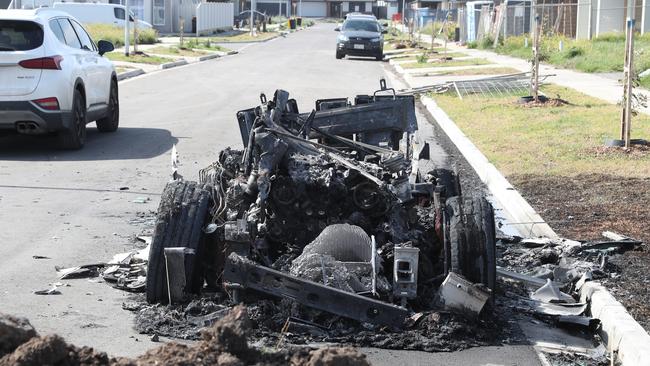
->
[6,0,233,34]
[242,0,389,18]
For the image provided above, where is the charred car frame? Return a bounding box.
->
[145,81,497,327]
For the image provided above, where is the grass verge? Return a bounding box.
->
[402,58,492,69]
[85,24,158,48]
[206,31,279,43]
[105,52,172,65]
[147,46,208,57]
[476,33,650,73]
[183,39,231,52]
[431,84,650,177]
[422,66,521,76]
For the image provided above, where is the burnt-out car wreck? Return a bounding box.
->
[145,81,497,330]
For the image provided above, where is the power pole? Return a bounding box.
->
[250,0,255,36]
[124,0,130,56]
[620,18,635,148]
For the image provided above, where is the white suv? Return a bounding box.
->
[0,9,118,149]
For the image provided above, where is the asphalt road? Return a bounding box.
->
[0,23,541,365]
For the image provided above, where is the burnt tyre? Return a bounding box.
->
[96,79,119,132]
[431,168,461,199]
[444,195,496,293]
[58,89,86,149]
[146,180,211,304]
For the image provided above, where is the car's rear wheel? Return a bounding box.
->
[96,79,119,133]
[58,89,86,150]
[336,51,344,59]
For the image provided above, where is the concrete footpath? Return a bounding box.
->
[405,29,650,116]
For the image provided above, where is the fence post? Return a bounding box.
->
[124,0,130,56]
[620,18,635,148]
[530,14,540,101]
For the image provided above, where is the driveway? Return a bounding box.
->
[0,23,542,365]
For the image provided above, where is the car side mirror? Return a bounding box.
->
[97,40,114,56]
[334,26,340,31]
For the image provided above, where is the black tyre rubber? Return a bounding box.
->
[375,52,383,61]
[96,80,119,132]
[146,180,211,304]
[58,89,86,149]
[444,195,496,293]
[432,168,461,199]
[336,51,344,59]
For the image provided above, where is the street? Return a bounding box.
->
[0,23,543,365]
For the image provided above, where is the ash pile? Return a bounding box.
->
[140,82,504,351]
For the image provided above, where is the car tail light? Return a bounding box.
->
[19,56,63,70]
[32,97,60,111]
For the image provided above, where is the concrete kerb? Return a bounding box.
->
[116,68,145,81]
[419,96,558,239]
[115,50,236,82]
[160,59,189,69]
[198,53,221,62]
[580,282,650,366]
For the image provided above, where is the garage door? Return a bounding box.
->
[298,1,326,17]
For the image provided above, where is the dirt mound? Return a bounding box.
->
[0,308,370,366]
[302,347,370,366]
[0,314,37,358]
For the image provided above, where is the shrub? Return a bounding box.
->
[85,23,158,47]
[467,40,478,49]
[416,52,429,63]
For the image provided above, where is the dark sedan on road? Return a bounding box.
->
[335,18,386,61]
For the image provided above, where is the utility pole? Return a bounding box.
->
[620,18,635,148]
[250,0,255,36]
[124,0,130,56]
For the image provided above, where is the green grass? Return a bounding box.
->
[85,23,158,48]
[397,52,468,62]
[401,58,492,69]
[424,66,521,76]
[431,84,650,177]
[421,21,458,41]
[183,38,231,52]
[105,52,172,65]
[203,31,279,43]
[481,33,650,73]
[147,46,208,57]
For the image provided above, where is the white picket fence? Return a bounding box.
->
[196,2,233,36]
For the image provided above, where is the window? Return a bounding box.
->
[56,18,81,49]
[153,0,165,26]
[49,19,66,45]
[0,20,43,51]
[114,7,126,20]
[70,20,96,51]
[342,19,381,32]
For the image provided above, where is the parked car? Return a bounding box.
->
[52,3,152,29]
[233,10,268,29]
[0,8,118,149]
[335,17,386,61]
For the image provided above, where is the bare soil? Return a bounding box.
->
[510,173,650,332]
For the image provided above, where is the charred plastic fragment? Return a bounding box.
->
[146,82,498,327]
